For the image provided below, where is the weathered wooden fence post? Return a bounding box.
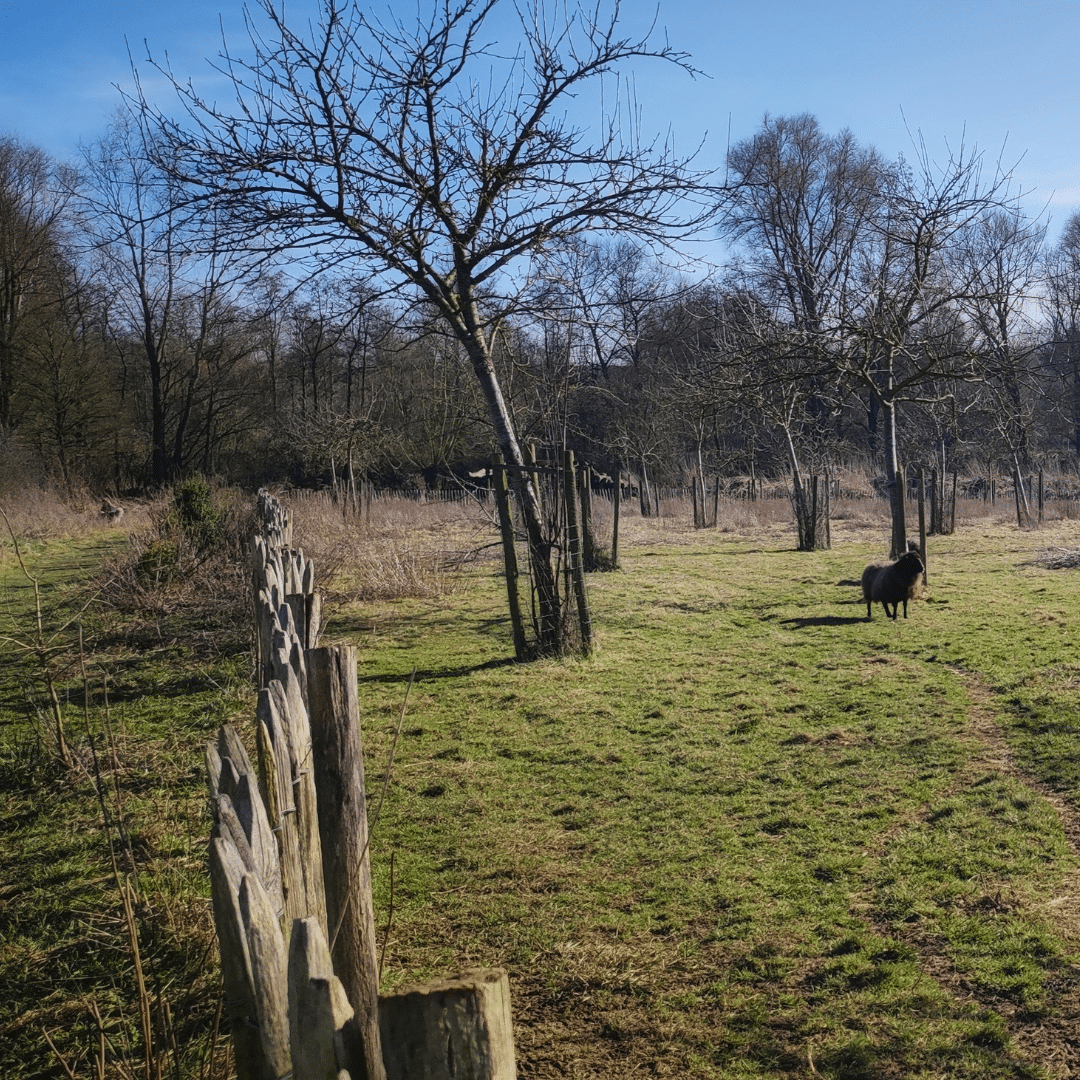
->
[493,457,528,661]
[380,969,517,1080]
[611,466,621,570]
[207,490,520,1080]
[918,467,928,587]
[289,916,366,1079]
[307,644,386,1080]
[564,450,593,654]
[823,471,831,549]
[579,464,596,571]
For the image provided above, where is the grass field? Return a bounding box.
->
[4,489,1080,1078]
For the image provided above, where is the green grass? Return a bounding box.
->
[0,532,253,1080]
[339,523,1080,1078]
[5,509,1080,1077]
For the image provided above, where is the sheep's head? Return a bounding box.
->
[897,550,924,578]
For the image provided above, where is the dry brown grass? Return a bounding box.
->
[0,484,147,550]
[285,489,498,601]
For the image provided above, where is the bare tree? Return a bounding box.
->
[20,265,121,490]
[0,137,76,431]
[844,142,1027,554]
[81,114,261,485]
[136,0,712,656]
[1043,212,1080,460]
[720,115,886,545]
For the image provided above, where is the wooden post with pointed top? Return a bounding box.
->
[306,644,386,1080]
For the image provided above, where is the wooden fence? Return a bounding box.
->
[204,489,517,1080]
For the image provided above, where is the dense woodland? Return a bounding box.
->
[3,41,1080,513]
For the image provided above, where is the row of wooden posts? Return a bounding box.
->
[203,489,518,1079]
[491,449,610,660]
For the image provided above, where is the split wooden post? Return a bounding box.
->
[379,969,517,1080]
[563,450,593,654]
[579,465,596,571]
[493,458,528,660]
[918,468,928,586]
[611,466,621,570]
[208,838,276,1080]
[289,916,366,1080]
[306,644,386,1080]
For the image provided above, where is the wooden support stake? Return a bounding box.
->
[306,644,386,1080]
[580,465,596,570]
[918,467,928,587]
[611,467,621,570]
[564,450,593,655]
[379,969,517,1080]
[823,471,831,549]
[493,453,528,660]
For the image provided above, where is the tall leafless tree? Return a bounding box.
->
[844,141,1028,555]
[1043,212,1080,460]
[0,137,76,431]
[135,0,712,655]
[720,114,886,545]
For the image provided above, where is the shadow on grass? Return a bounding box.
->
[782,615,868,628]
[357,654,518,685]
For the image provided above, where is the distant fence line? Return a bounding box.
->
[203,488,518,1080]
[290,465,1080,520]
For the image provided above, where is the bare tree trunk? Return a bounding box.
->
[783,425,814,550]
[882,399,907,558]
[639,458,653,518]
[464,341,562,654]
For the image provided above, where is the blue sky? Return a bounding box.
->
[2,0,1077,240]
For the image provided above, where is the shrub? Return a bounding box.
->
[168,477,223,552]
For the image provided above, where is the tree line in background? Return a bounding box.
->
[4,3,1080,565]
[5,116,1078,499]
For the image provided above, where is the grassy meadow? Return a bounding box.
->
[4,484,1080,1078]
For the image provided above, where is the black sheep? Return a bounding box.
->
[861,550,925,620]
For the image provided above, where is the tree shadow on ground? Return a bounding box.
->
[782,615,867,628]
[357,655,518,685]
